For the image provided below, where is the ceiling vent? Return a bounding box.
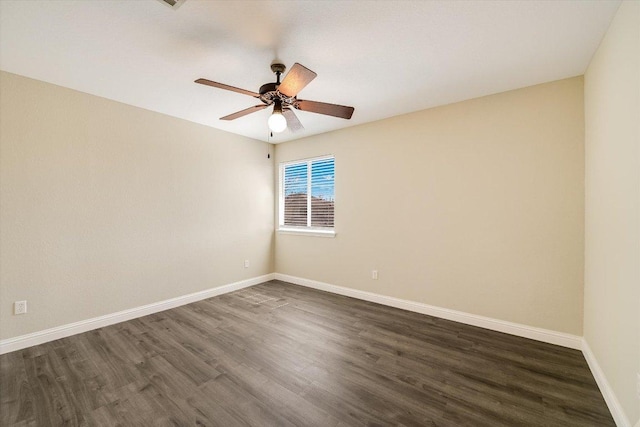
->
[157,0,186,10]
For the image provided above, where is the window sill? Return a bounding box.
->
[277,228,336,238]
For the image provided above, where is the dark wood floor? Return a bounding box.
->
[1,280,614,426]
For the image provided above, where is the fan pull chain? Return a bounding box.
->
[267,130,272,158]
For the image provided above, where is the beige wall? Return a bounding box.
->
[0,71,274,340]
[275,77,585,335]
[584,1,640,425]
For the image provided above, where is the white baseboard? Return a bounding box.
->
[582,339,632,427]
[274,273,582,350]
[0,273,275,355]
[2,271,630,426]
[0,273,582,354]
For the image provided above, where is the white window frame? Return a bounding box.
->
[278,155,336,237]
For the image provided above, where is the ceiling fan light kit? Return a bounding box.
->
[195,62,354,135]
[268,100,287,133]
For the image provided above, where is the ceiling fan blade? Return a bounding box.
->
[295,100,354,119]
[195,78,260,98]
[220,104,268,121]
[277,63,317,98]
[283,107,304,133]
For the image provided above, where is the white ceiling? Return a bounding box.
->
[0,0,620,143]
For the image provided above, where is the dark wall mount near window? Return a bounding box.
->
[279,156,335,235]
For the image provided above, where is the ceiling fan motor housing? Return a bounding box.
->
[259,64,297,106]
[259,83,279,101]
[259,84,296,106]
[259,82,279,104]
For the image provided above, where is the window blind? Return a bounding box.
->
[283,162,308,227]
[282,156,335,230]
[310,158,335,227]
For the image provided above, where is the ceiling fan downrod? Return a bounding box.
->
[271,63,286,86]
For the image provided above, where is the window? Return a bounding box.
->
[279,156,335,235]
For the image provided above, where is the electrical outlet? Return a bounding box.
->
[14,300,27,315]
[244,260,250,268]
[372,270,378,280]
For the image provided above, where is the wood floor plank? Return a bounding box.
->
[0,280,615,426]
[22,354,78,425]
[0,351,35,426]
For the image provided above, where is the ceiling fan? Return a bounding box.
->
[195,62,354,134]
